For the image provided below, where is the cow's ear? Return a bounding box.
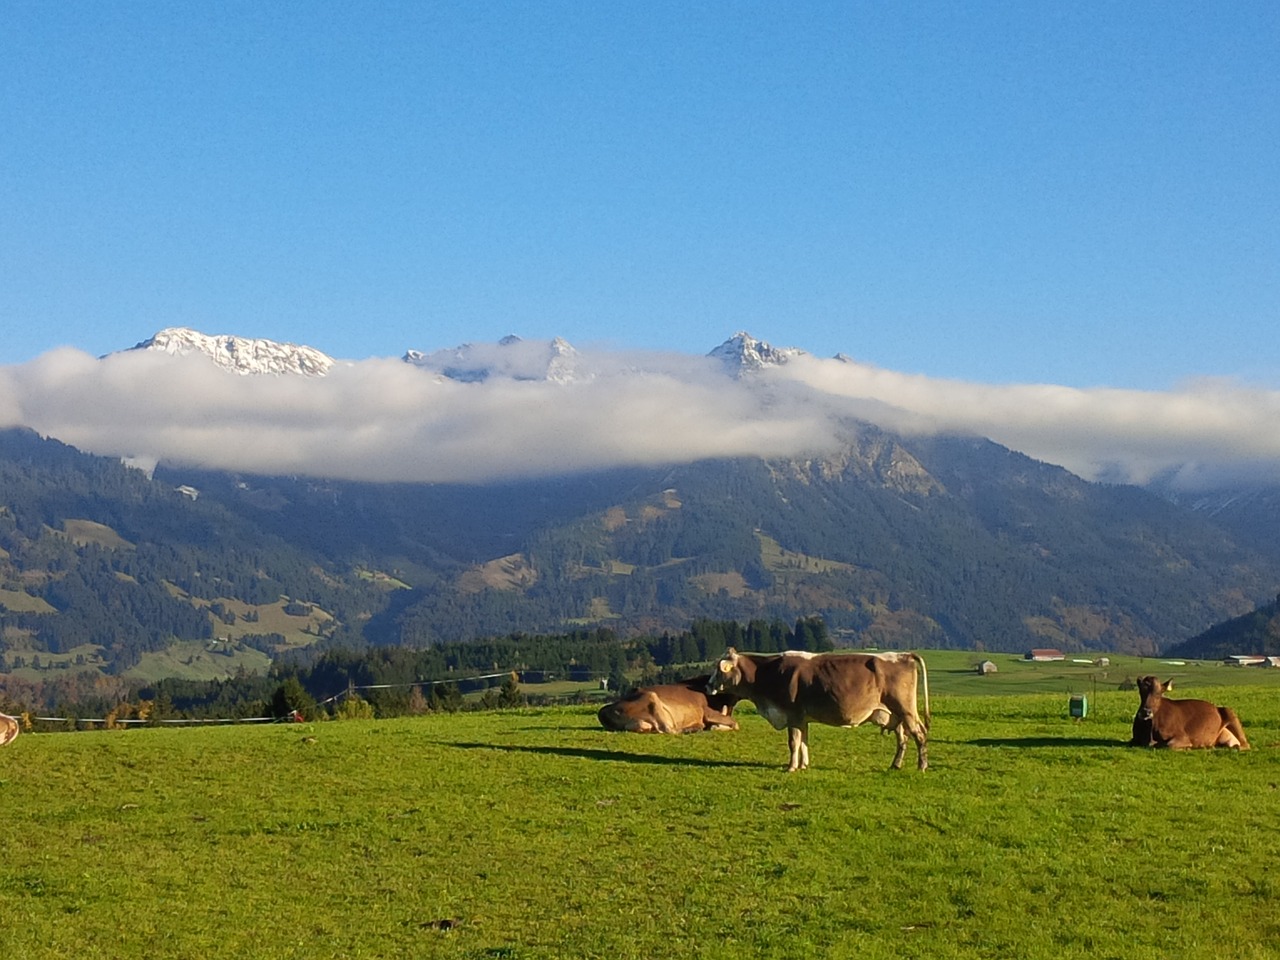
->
[718,659,734,676]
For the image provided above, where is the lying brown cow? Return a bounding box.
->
[1130,676,1250,750]
[707,648,930,772]
[597,676,740,734]
[0,713,19,747]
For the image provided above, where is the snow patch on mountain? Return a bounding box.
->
[131,327,336,377]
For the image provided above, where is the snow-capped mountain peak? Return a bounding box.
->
[708,331,804,376]
[130,327,336,377]
[124,327,807,384]
[404,335,583,383]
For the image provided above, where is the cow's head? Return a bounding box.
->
[1135,676,1173,721]
[706,647,742,695]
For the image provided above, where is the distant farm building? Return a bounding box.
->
[976,660,998,675]
[1224,655,1280,668]
[1025,649,1065,662]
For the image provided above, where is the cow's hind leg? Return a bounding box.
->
[648,697,681,735]
[616,693,679,734]
[903,715,928,771]
[889,722,908,769]
[1214,728,1243,749]
[881,703,928,771]
[1220,709,1250,750]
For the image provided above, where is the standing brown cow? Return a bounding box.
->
[706,648,929,772]
[1130,676,1250,750]
[0,713,19,747]
[597,676,740,734]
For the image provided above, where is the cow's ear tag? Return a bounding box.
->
[719,660,733,674]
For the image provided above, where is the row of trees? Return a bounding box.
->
[1,617,834,725]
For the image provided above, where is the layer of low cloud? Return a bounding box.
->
[2,341,1278,490]
[774,356,1280,489]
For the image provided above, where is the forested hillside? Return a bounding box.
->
[4,420,1278,686]
[165,424,1280,656]
[0,429,383,675]
[1165,594,1280,660]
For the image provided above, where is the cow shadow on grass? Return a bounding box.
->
[965,736,1127,749]
[438,741,773,769]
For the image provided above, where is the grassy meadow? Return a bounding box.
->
[2,660,1279,959]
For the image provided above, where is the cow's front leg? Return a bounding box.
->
[702,708,739,731]
[787,723,809,772]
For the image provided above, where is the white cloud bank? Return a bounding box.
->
[2,340,1278,490]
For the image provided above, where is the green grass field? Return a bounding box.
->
[2,669,1279,959]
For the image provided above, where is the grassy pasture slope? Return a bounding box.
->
[2,687,1279,959]
[896,649,1279,699]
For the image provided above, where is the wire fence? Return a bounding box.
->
[15,668,609,729]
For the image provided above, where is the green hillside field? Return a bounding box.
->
[2,671,1278,959]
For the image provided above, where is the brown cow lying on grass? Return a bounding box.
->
[0,713,19,747]
[597,676,740,734]
[1130,676,1250,750]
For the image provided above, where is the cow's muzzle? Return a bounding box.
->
[1138,708,1154,721]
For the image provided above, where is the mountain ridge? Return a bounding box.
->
[6,324,1278,678]
[127,326,798,384]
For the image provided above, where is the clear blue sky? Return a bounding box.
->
[2,2,1276,388]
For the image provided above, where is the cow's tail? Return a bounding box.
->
[1222,707,1251,751]
[913,654,931,731]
